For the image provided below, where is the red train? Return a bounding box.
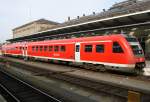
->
[2,34,146,74]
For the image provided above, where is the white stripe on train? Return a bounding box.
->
[5,53,135,68]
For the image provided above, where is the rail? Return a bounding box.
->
[1,57,150,102]
[0,68,62,102]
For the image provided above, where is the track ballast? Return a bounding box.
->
[0,68,62,102]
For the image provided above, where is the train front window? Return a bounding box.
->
[131,45,143,55]
[125,36,143,55]
[126,37,137,42]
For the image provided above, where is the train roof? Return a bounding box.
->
[28,34,125,45]
[3,42,26,47]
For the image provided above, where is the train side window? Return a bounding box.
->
[96,45,104,53]
[49,46,53,51]
[113,42,123,53]
[32,46,35,51]
[40,46,43,51]
[44,46,47,51]
[54,46,59,52]
[36,46,38,51]
[85,45,92,52]
[60,46,66,52]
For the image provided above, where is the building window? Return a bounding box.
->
[85,45,92,52]
[49,46,53,51]
[54,46,59,52]
[44,46,47,51]
[96,45,104,53]
[40,46,43,51]
[113,42,123,53]
[60,46,66,52]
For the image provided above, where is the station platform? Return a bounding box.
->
[146,61,150,68]
[143,61,150,76]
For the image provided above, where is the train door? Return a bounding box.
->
[22,46,25,57]
[24,45,28,57]
[22,44,28,58]
[75,43,80,62]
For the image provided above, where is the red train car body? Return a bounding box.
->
[2,34,146,73]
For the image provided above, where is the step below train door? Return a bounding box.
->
[75,43,80,62]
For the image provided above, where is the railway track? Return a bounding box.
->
[8,57,150,82]
[0,57,150,102]
[0,68,62,102]
[2,56,150,81]
[5,60,129,99]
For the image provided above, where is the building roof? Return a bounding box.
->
[8,9,150,42]
[12,0,150,32]
[9,0,150,42]
[13,19,59,31]
[56,0,150,28]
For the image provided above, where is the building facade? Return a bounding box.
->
[13,19,59,38]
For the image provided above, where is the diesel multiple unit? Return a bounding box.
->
[2,34,146,74]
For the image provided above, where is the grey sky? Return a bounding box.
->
[0,0,124,43]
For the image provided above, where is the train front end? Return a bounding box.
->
[125,35,146,74]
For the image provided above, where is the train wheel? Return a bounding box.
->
[134,69,143,75]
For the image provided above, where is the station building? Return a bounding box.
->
[12,19,59,38]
